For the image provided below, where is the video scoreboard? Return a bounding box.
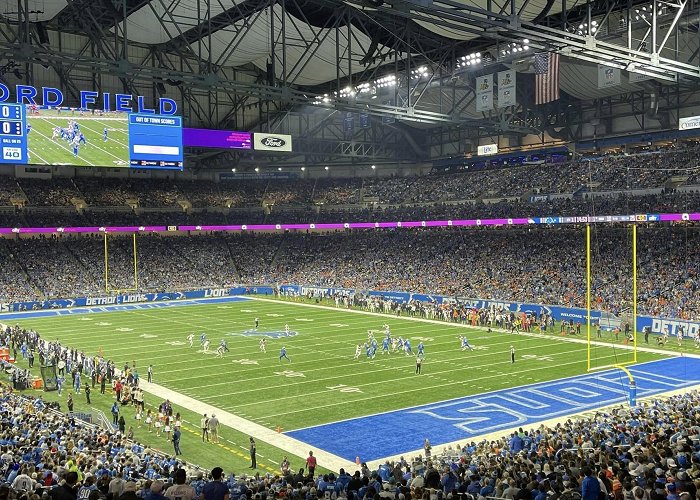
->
[0,104,27,163]
[0,103,183,170]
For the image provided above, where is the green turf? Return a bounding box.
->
[5,296,672,470]
[26,110,129,167]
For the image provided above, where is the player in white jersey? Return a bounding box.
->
[202,340,210,352]
[216,344,226,357]
[694,331,700,348]
[677,326,684,346]
[259,338,266,353]
[354,344,362,359]
[285,324,290,335]
[187,333,194,347]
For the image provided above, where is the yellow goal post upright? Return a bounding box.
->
[585,223,638,406]
[103,232,139,294]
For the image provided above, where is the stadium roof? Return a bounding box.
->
[0,0,698,167]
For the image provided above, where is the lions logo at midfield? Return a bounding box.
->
[235,329,298,339]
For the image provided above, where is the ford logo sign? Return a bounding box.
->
[261,137,286,147]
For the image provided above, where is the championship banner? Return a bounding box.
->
[476,74,494,112]
[598,65,621,88]
[497,70,516,108]
[40,364,58,391]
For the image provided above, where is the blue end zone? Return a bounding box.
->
[0,296,250,321]
[287,356,700,462]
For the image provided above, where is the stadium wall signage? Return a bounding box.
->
[0,285,698,339]
[0,84,178,115]
[253,133,293,152]
[679,115,700,130]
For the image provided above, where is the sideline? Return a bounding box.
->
[137,379,357,472]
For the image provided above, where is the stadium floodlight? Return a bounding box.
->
[324,166,329,170]
[499,40,531,57]
[374,74,396,88]
[411,66,430,79]
[231,168,236,172]
[255,167,260,172]
[278,167,282,171]
[300,167,305,171]
[371,165,376,169]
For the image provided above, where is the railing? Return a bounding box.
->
[92,408,114,431]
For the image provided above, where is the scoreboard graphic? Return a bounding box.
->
[0,104,27,163]
[0,103,183,170]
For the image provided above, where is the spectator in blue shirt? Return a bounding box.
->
[581,467,601,500]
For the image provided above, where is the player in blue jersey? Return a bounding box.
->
[72,136,80,158]
[366,343,376,359]
[279,346,291,362]
[382,337,390,354]
[25,123,31,135]
[460,336,474,351]
[404,339,413,356]
[103,127,108,142]
[78,132,86,145]
[199,332,207,345]
[417,342,424,356]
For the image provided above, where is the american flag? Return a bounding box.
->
[534,52,560,105]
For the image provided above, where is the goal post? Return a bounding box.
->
[104,232,138,293]
[586,224,638,406]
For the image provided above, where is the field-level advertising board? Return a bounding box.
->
[0,104,183,170]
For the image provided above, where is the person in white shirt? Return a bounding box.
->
[165,469,196,500]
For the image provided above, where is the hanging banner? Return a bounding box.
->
[381,100,395,124]
[475,74,494,112]
[598,65,621,88]
[497,70,516,108]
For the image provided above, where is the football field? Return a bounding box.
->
[26,109,129,167]
[6,295,700,468]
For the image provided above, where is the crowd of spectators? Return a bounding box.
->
[0,225,698,320]
[0,147,699,210]
[0,190,698,229]
[0,148,699,319]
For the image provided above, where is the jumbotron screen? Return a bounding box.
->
[0,104,183,170]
